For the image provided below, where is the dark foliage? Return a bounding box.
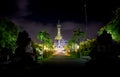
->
[0,17,19,62]
[12,30,35,65]
[88,30,120,66]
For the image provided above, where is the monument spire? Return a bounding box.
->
[55,20,62,48]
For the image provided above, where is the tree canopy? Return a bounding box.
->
[98,8,120,42]
[37,30,50,42]
[0,17,19,53]
[37,30,53,50]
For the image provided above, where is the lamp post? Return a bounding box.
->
[84,3,87,41]
[80,3,88,59]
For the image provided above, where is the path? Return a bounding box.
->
[0,49,91,75]
[40,50,90,70]
[43,51,86,65]
[5,51,89,75]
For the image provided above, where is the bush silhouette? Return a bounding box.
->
[13,30,35,64]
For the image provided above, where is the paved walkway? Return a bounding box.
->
[0,51,91,76]
[42,51,88,66]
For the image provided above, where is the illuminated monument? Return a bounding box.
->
[55,20,63,48]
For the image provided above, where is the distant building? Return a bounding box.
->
[54,20,67,48]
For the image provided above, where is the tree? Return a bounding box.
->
[0,17,19,61]
[67,39,76,51]
[37,30,53,59]
[89,30,114,64]
[68,28,84,49]
[15,30,30,55]
[14,30,35,64]
[37,30,46,42]
[80,39,96,56]
[44,38,53,50]
[37,30,50,50]
[73,28,85,43]
[67,28,85,58]
[98,8,120,42]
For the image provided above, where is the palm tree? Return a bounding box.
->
[44,38,53,57]
[73,28,85,43]
[37,31,47,42]
[37,30,53,59]
[67,28,84,51]
[38,30,51,50]
[44,37,53,50]
[68,39,76,51]
[72,28,85,58]
[37,30,48,58]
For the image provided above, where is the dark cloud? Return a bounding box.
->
[11,17,103,43]
[8,0,104,42]
[5,0,117,43]
[27,0,120,23]
[13,0,31,18]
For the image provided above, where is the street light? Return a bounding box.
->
[84,3,87,41]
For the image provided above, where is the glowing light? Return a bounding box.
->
[118,55,120,58]
[53,47,65,55]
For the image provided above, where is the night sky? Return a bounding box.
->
[0,0,119,43]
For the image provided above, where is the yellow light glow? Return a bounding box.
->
[118,55,120,58]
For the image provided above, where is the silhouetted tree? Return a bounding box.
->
[89,30,113,64]
[14,30,34,64]
[73,28,85,43]
[87,8,120,67]
[98,8,120,42]
[0,17,19,62]
[97,30,112,46]
[67,28,85,57]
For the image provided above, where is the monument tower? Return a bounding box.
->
[55,20,63,48]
